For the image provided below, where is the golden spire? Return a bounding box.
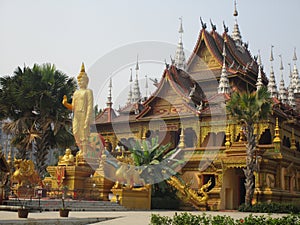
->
[7,150,12,167]
[273,117,281,143]
[225,124,231,149]
[178,127,185,149]
[291,128,297,151]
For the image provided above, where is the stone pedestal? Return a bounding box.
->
[110,186,151,210]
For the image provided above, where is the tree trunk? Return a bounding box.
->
[244,124,256,206]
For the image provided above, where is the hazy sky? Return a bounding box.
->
[1,0,300,108]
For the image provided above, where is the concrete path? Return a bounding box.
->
[0,210,288,225]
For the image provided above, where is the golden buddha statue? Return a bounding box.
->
[62,63,94,155]
[75,149,86,165]
[58,148,75,166]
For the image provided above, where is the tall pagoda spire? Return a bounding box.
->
[218,41,231,94]
[127,68,133,104]
[256,50,263,91]
[268,46,278,98]
[288,81,296,108]
[174,17,187,70]
[145,75,149,97]
[287,63,295,108]
[106,77,113,108]
[132,55,142,102]
[278,55,288,104]
[292,47,300,93]
[232,0,243,46]
[106,77,113,123]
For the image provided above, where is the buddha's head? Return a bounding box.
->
[77,63,89,89]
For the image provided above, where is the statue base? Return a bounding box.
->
[46,165,94,199]
[110,185,151,210]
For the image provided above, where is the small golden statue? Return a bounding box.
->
[58,148,74,166]
[11,159,41,188]
[75,149,86,165]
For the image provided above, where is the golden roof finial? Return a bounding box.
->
[273,117,281,143]
[178,127,185,149]
[233,0,238,17]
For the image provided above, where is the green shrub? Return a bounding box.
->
[150,214,172,225]
[239,202,300,213]
[149,213,300,225]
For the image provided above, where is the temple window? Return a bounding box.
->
[184,128,197,147]
[296,141,300,151]
[258,129,272,145]
[283,136,291,148]
[216,132,226,146]
[201,132,225,147]
[202,132,216,147]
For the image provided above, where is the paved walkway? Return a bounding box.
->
[0,210,288,225]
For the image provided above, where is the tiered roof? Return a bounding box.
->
[186,22,268,94]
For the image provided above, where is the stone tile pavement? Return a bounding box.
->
[0,210,288,225]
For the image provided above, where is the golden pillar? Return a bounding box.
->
[225,124,231,149]
[290,128,297,151]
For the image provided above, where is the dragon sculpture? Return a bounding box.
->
[167,176,212,210]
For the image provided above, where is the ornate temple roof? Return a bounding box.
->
[137,65,206,120]
[186,23,268,90]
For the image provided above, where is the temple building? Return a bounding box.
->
[95,3,300,210]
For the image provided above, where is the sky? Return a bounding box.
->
[1,0,300,109]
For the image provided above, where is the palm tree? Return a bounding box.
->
[0,63,77,177]
[226,86,272,206]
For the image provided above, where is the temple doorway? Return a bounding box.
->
[158,130,180,149]
[221,168,245,210]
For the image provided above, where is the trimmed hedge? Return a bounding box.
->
[150,212,300,225]
[239,202,300,214]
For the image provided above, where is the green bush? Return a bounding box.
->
[238,202,300,213]
[149,213,300,225]
[150,214,172,225]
